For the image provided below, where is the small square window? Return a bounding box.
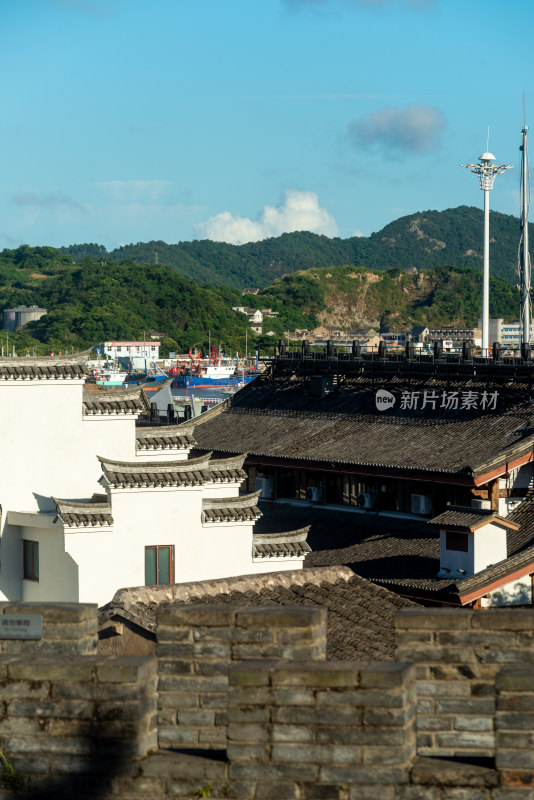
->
[446,531,469,552]
[23,540,39,581]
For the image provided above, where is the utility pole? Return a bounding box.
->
[520,117,531,345]
[461,150,512,356]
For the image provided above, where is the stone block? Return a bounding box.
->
[227,722,269,742]
[96,656,157,683]
[157,643,197,662]
[434,732,495,749]
[470,609,534,631]
[435,698,494,715]
[257,782,301,799]
[271,724,314,744]
[477,648,534,665]
[157,604,238,628]
[158,674,228,692]
[229,662,273,687]
[272,662,359,688]
[411,756,499,787]
[229,763,320,782]
[437,631,515,647]
[496,712,534,730]
[228,706,270,724]
[361,742,415,766]
[8,658,96,682]
[454,716,493,732]
[363,706,415,727]
[235,607,326,630]
[226,742,270,762]
[360,662,415,689]
[395,609,472,631]
[199,691,228,709]
[157,726,199,746]
[1,602,97,624]
[416,715,452,732]
[395,788,441,800]
[271,688,315,706]
[176,709,215,726]
[416,681,471,698]
[497,750,534,769]
[319,765,409,784]
[496,666,534,693]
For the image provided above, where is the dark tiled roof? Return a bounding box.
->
[255,496,534,603]
[99,453,212,488]
[0,350,91,380]
[104,566,416,662]
[191,372,534,477]
[83,386,150,415]
[253,527,311,558]
[53,494,113,527]
[202,491,262,523]
[428,506,519,532]
[205,454,247,484]
[136,425,196,451]
[98,453,246,489]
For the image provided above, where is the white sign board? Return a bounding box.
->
[0,614,42,640]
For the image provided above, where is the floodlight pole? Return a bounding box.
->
[460,153,512,356]
[520,122,531,346]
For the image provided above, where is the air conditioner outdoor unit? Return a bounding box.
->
[471,499,491,510]
[358,492,375,509]
[306,486,322,503]
[255,477,274,499]
[411,494,432,515]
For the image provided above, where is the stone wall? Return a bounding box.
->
[227,659,416,796]
[4,602,534,798]
[395,607,534,758]
[157,604,326,749]
[0,653,157,797]
[0,602,97,655]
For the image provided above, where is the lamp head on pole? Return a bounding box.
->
[460,153,513,190]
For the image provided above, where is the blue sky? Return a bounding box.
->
[1,0,532,250]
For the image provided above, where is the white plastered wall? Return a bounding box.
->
[0,379,137,600]
[481,574,532,607]
[440,523,508,577]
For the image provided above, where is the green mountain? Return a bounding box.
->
[0,245,520,354]
[60,205,528,289]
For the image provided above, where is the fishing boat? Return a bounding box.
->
[86,360,127,387]
[170,348,259,389]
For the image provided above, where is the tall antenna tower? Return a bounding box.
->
[520,109,531,346]
[461,149,513,356]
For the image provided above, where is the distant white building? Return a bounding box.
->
[95,340,161,370]
[232,307,263,334]
[481,319,533,347]
[0,353,307,607]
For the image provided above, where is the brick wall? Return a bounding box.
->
[395,607,534,758]
[227,659,416,798]
[156,604,326,749]
[0,602,97,655]
[0,654,157,795]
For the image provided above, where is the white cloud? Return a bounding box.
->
[94,180,171,203]
[195,190,339,245]
[348,104,447,154]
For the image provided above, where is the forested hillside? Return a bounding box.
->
[0,246,519,355]
[61,205,530,289]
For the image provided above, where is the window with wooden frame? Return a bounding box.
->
[445,531,469,552]
[144,545,174,586]
[23,540,39,581]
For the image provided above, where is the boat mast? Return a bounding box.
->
[520,112,531,346]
